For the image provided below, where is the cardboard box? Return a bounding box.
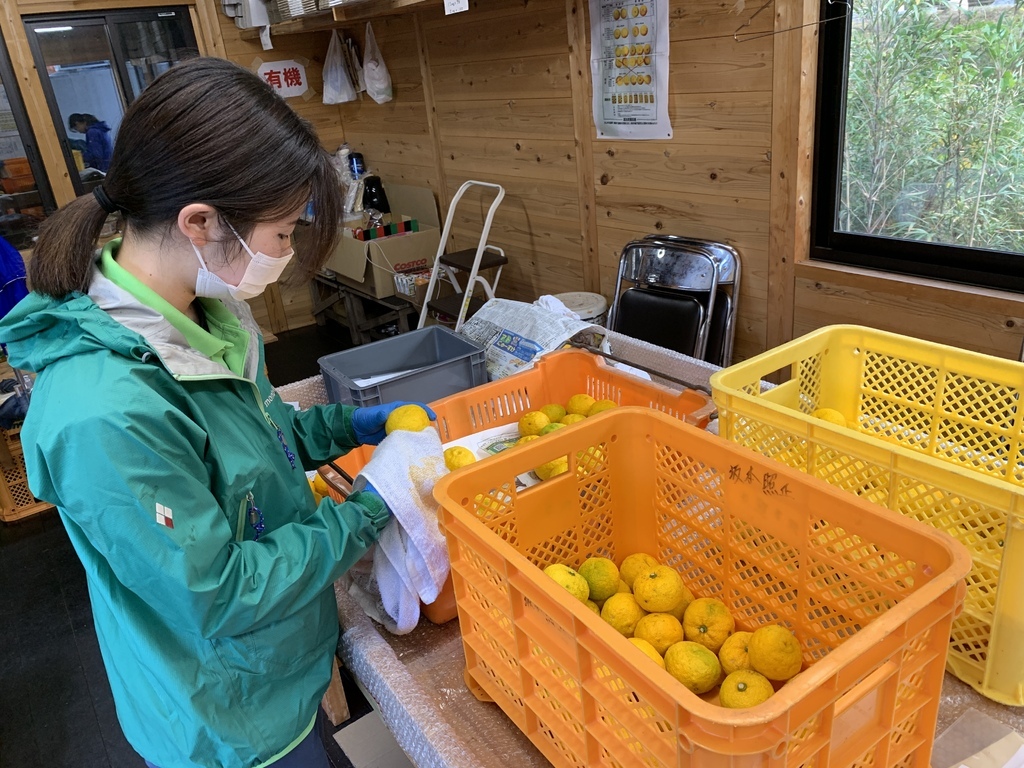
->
[325,184,441,300]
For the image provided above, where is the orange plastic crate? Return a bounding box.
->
[331,348,714,478]
[432,408,970,768]
[327,350,712,625]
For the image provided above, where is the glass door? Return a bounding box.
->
[110,9,198,100]
[24,7,198,197]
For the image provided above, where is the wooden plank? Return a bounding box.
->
[668,35,773,94]
[431,54,572,102]
[451,217,583,262]
[439,135,576,182]
[247,293,273,335]
[341,133,436,168]
[445,173,581,230]
[0,1,77,206]
[331,14,419,60]
[434,97,575,140]
[420,0,539,29]
[332,0,441,23]
[497,265,586,299]
[321,659,350,726]
[194,0,227,57]
[280,281,316,329]
[593,141,771,200]
[596,218,768,262]
[667,0,773,42]
[766,0,815,350]
[793,270,1024,361]
[566,0,600,293]
[338,100,430,135]
[667,91,772,147]
[595,186,770,241]
[414,12,451,218]
[365,161,439,192]
[18,0,174,11]
[238,11,337,41]
[422,5,569,65]
[263,283,288,334]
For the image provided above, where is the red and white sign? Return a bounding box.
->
[258,60,307,98]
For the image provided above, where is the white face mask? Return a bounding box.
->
[192,223,294,301]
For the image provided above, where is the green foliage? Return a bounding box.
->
[841,0,1024,254]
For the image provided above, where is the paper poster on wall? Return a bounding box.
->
[589,0,671,139]
[257,60,308,99]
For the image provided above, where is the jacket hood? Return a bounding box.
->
[91,121,111,133]
[0,265,259,379]
[0,289,146,374]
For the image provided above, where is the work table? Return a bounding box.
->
[278,332,1024,768]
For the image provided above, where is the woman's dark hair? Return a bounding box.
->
[33,57,341,298]
[67,113,98,129]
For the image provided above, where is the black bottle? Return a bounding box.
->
[361,176,391,215]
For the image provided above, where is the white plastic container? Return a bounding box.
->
[553,291,608,326]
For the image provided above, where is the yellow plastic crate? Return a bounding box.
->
[710,324,1024,705]
[433,408,970,767]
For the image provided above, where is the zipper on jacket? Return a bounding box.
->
[247,382,296,470]
[174,370,298,470]
[235,496,248,541]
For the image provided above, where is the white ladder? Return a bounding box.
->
[416,180,507,332]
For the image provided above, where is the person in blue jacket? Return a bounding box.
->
[69,112,114,172]
[0,58,432,768]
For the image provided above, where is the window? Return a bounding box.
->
[24,7,199,197]
[812,0,1024,292]
[0,27,56,250]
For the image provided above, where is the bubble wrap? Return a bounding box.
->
[334,582,548,768]
[936,675,1024,746]
[275,374,329,410]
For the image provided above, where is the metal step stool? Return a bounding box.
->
[417,180,506,332]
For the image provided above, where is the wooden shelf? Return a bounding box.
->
[238,12,338,41]
[238,0,440,41]
[331,0,439,22]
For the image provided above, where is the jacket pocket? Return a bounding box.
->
[215,596,334,675]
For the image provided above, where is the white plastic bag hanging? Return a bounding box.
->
[362,22,393,104]
[323,30,356,105]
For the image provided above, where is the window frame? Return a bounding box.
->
[810,0,1024,294]
[0,24,57,216]
[23,6,199,197]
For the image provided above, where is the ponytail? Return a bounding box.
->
[28,193,111,298]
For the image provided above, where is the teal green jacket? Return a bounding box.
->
[0,267,389,767]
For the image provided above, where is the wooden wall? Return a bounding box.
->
[592,0,774,360]
[224,0,777,359]
[7,0,1024,359]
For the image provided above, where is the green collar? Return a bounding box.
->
[99,240,249,375]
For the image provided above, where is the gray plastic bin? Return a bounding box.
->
[317,326,487,407]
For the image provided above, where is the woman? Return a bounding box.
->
[0,58,429,768]
[68,112,114,172]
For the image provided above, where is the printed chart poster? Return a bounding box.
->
[589,0,671,139]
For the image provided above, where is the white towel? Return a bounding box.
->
[351,429,449,634]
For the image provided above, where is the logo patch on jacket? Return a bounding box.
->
[156,503,174,529]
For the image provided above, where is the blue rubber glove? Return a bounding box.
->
[351,401,437,445]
